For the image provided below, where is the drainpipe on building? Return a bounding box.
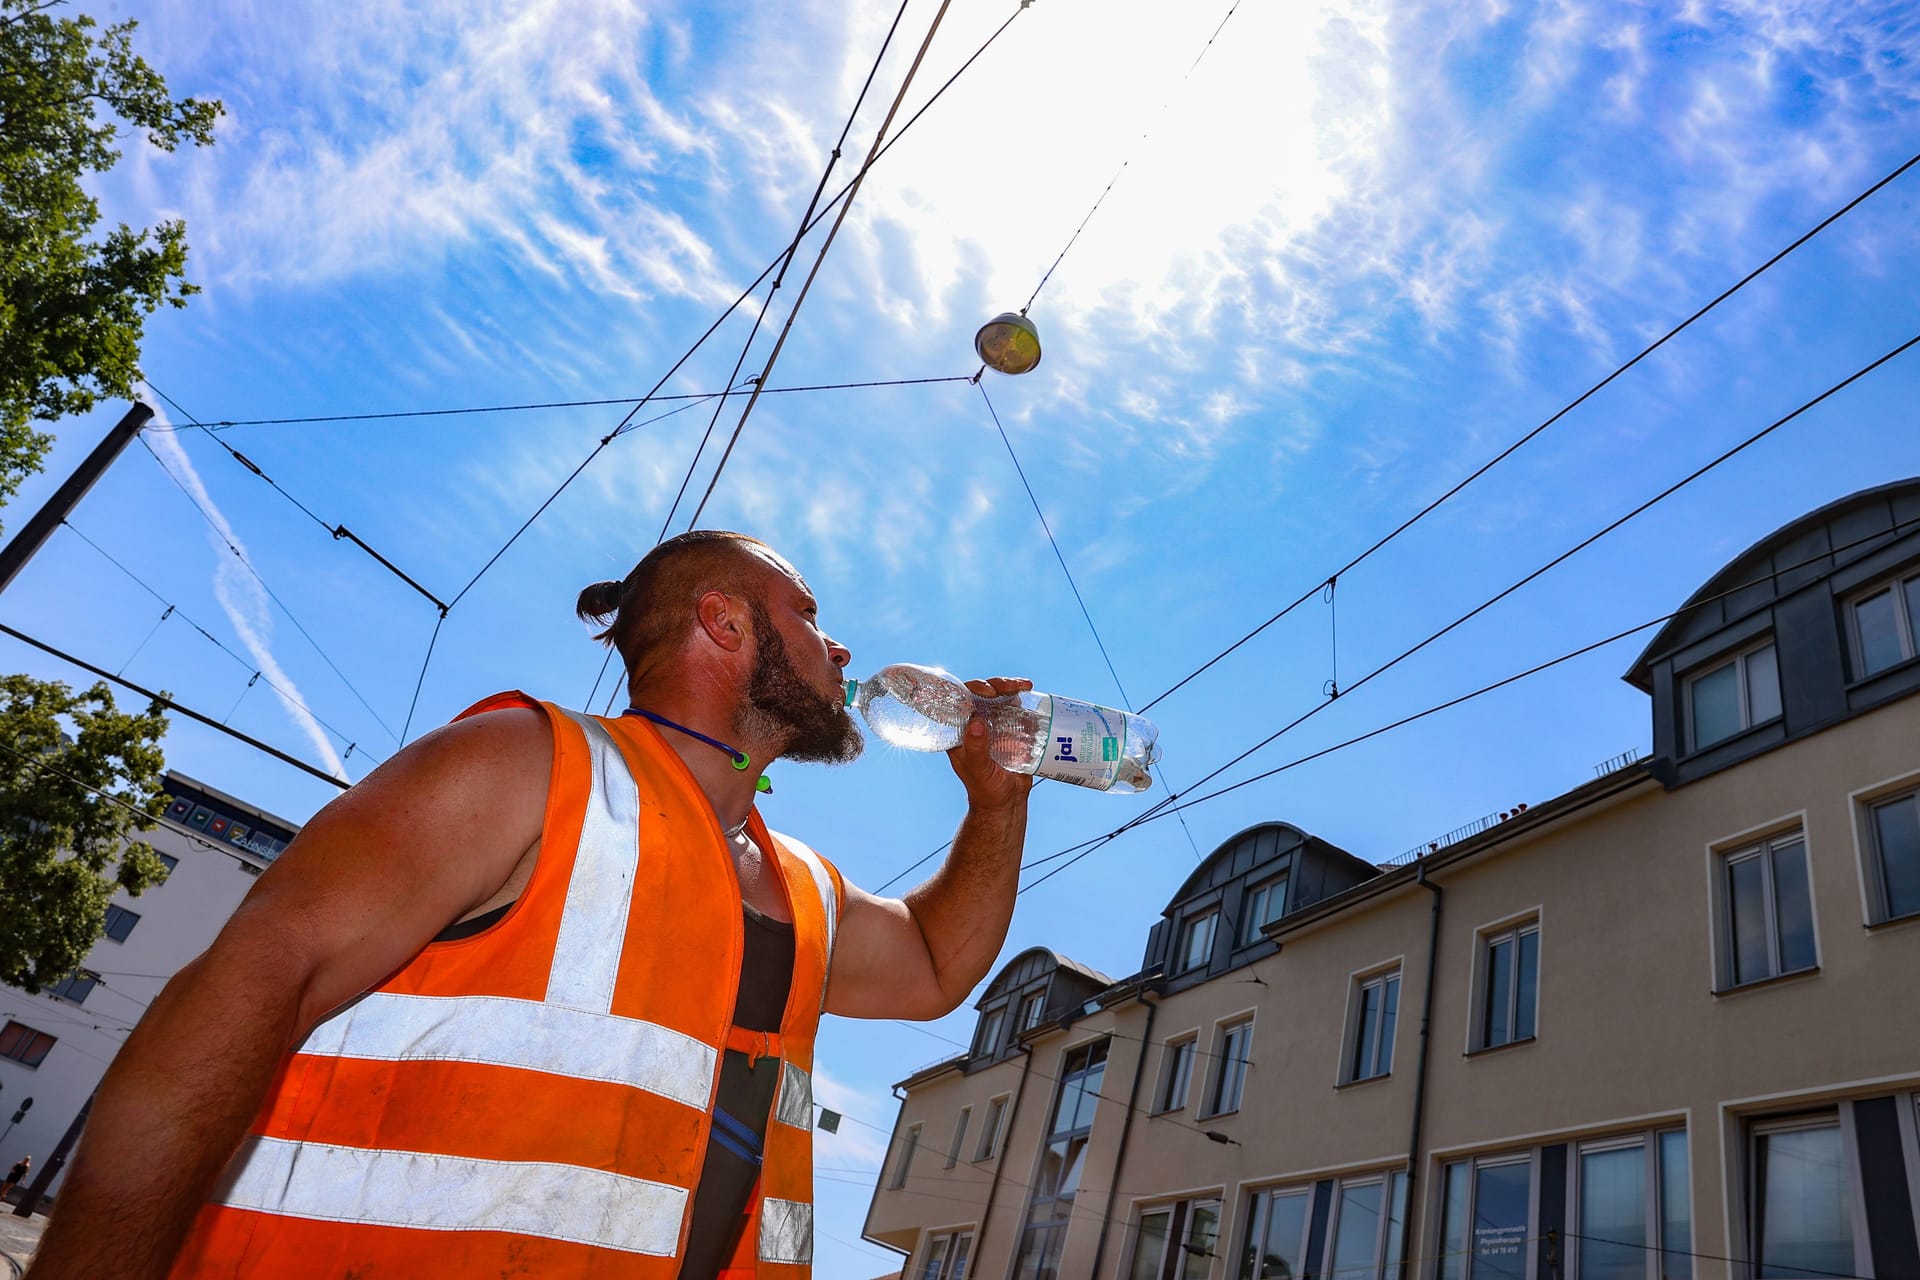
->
[976,1041,1034,1266]
[1399,864,1445,1280]
[1088,988,1158,1280]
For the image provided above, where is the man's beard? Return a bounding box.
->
[740,601,864,764]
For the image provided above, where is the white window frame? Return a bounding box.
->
[1017,990,1046,1031]
[891,1122,922,1189]
[1710,826,1819,991]
[1178,911,1219,973]
[1468,913,1541,1053]
[975,1093,1010,1162]
[1155,1033,1198,1115]
[1437,1149,1539,1280]
[1242,1183,1314,1280]
[1567,1128,1691,1280]
[1125,1195,1224,1280]
[1845,566,1920,679]
[1240,873,1290,946]
[1341,962,1402,1085]
[1745,1111,1871,1280]
[975,1005,1007,1057]
[916,1227,975,1280]
[947,1106,970,1169]
[1850,769,1920,926]
[1202,1015,1254,1118]
[1682,639,1781,753]
[1321,1170,1408,1280]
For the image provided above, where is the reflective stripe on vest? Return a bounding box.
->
[548,710,642,1013]
[300,991,715,1107]
[774,1060,812,1131]
[216,1135,687,1256]
[758,1198,813,1266]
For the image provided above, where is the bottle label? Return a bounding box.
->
[1035,696,1127,790]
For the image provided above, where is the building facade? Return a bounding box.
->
[0,772,300,1201]
[866,479,1920,1280]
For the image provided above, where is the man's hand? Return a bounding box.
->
[825,676,1034,1021]
[947,676,1039,809]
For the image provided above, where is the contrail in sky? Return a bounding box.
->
[143,405,350,781]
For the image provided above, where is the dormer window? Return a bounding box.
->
[1849,569,1920,678]
[975,1006,1006,1057]
[1177,911,1218,973]
[1017,990,1045,1030]
[1240,873,1289,946]
[1684,641,1780,751]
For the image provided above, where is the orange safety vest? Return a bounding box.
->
[170,693,844,1278]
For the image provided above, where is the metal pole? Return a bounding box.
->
[0,403,153,595]
[11,1093,89,1218]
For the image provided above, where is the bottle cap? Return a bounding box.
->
[843,678,858,707]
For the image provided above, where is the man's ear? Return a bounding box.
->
[695,589,749,653]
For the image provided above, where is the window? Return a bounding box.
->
[1685,641,1781,751]
[1719,831,1817,988]
[1849,569,1920,677]
[1752,1116,1856,1280]
[1156,1036,1197,1114]
[1240,874,1289,945]
[1242,1186,1311,1280]
[1018,990,1046,1031]
[1128,1198,1221,1280]
[1865,789,1920,922]
[1475,920,1539,1050]
[155,852,179,878]
[1574,1131,1691,1280]
[103,903,141,943]
[48,969,98,1004]
[919,1230,973,1280]
[1205,1019,1252,1117]
[1324,1172,1408,1280]
[890,1123,921,1189]
[1178,911,1218,973]
[1345,970,1399,1083]
[975,1094,1009,1162]
[1012,1039,1108,1279]
[1437,1154,1534,1280]
[947,1108,970,1169]
[0,1020,56,1068]
[975,1006,1007,1057]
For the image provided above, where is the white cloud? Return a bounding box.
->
[142,408,351,781]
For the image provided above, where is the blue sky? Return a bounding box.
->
[8,0,1920,1272]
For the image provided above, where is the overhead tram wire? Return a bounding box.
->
[1135,146,1920,718]
[145,382,450,615]
[681,0,959,533]
[0,621,350,790]
[192,376,974,432]
[61,521,384,766]
[1014,336,1920,892]
[584,0,925,713]
[135,433,402,748]
[442,1,1039,618]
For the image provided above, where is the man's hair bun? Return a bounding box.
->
[575,579,625,626]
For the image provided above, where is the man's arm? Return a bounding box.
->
[825,678,1034,1021]
[28,708,553,1280]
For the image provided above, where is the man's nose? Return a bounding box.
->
[826,639,851,670]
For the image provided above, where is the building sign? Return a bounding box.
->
[159,778,297,864]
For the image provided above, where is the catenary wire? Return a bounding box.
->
[446,2,1037,614]
[135,433,402,746]
[682,0,957,532]
[1018,484,1920,890]
[0,621,350,790]
[1020,0,1246,318]
[61,522,384,765]
[146,382,449,612]
[1136,146,1920,717]
[185,377,973,432]
[656,0,915,540]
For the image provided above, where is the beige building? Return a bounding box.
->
[865,479,1920,1280]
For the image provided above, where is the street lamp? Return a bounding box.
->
[974,311,1042,375]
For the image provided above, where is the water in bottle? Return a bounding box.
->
[845,663,1160,793]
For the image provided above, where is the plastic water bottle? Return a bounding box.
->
[845,663,1160,793]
